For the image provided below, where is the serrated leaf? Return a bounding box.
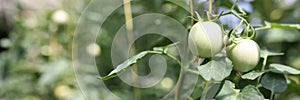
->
[215,81,264,100]
[269,64,300,75]
[100,51,149,80]
[261,72,287,93]
[197,58,232,81]
[241,70,265,80]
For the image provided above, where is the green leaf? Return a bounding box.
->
[99,51,149,80]
[190,77,206,99]
[261,72,287,93]
[215,81,239,100]
[197,58,232,81]
[241,70,265,80]
[269,64,300,75]
[204,82,222,100]
[215,81,264,100]
[100,42,180,80]
[236,85,264,100]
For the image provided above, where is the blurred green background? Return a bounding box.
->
[0,0,299,100]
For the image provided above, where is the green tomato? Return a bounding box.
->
[226,39,260,72]
[188,21,223,58]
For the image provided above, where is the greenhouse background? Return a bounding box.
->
[0,0,300,100]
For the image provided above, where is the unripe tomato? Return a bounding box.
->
[226,39,260,72]
[188,22,223,58]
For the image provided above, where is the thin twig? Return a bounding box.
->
[200,81,210,100]
[231,11,249,25]
[185,68,201,75]
[255,26,270,31]
[257,55,268,84]
[189,0,194,25]
[207,0,213,20]
[232,19,244,34]
[231,0,239,10]
[270,91,274,100]
[147,51,181,67]
[209,0,212,14]
[174,0,195,99]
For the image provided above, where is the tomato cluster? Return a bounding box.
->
[188,21,260,72]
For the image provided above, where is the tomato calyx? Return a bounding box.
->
[240,25,256,40]
[224,24,257,47]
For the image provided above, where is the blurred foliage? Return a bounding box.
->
[0,0,299,100]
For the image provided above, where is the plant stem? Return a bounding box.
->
[147,51,187,100]
[147,50,182,67]
[175,70,183,100]
[207,0,213,20]
[214,0,248,26]
[214,11,250,29]
[123,0,140,99]
[261,56,268,71]
[255,26,270,31]
[166,53,182,66]
[209,0,212,14]
[270,91,274,100]
[257,54,268,85]
[173,1,196,99]
[189,0,194,25]
[232,19,244,34]
[255,22,300,31]
[231,0,239,10]
[221,11,232,16]
[185,68,201,75]
[200,81,209,100]
[231,11,249,25]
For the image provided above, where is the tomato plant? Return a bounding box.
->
[1,0,300,100]
[99,0,300,100]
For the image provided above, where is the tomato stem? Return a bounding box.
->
[200,81,210,100]
[213,1,256,39]
[189,0,194,25]
[185,68,201,75]
[207,0,213,20]
[209,0,213,13]
[270,91,274,100]
[123,0,140,99]
[231,0,239,10]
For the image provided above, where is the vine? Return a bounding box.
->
[99,0,300,100]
